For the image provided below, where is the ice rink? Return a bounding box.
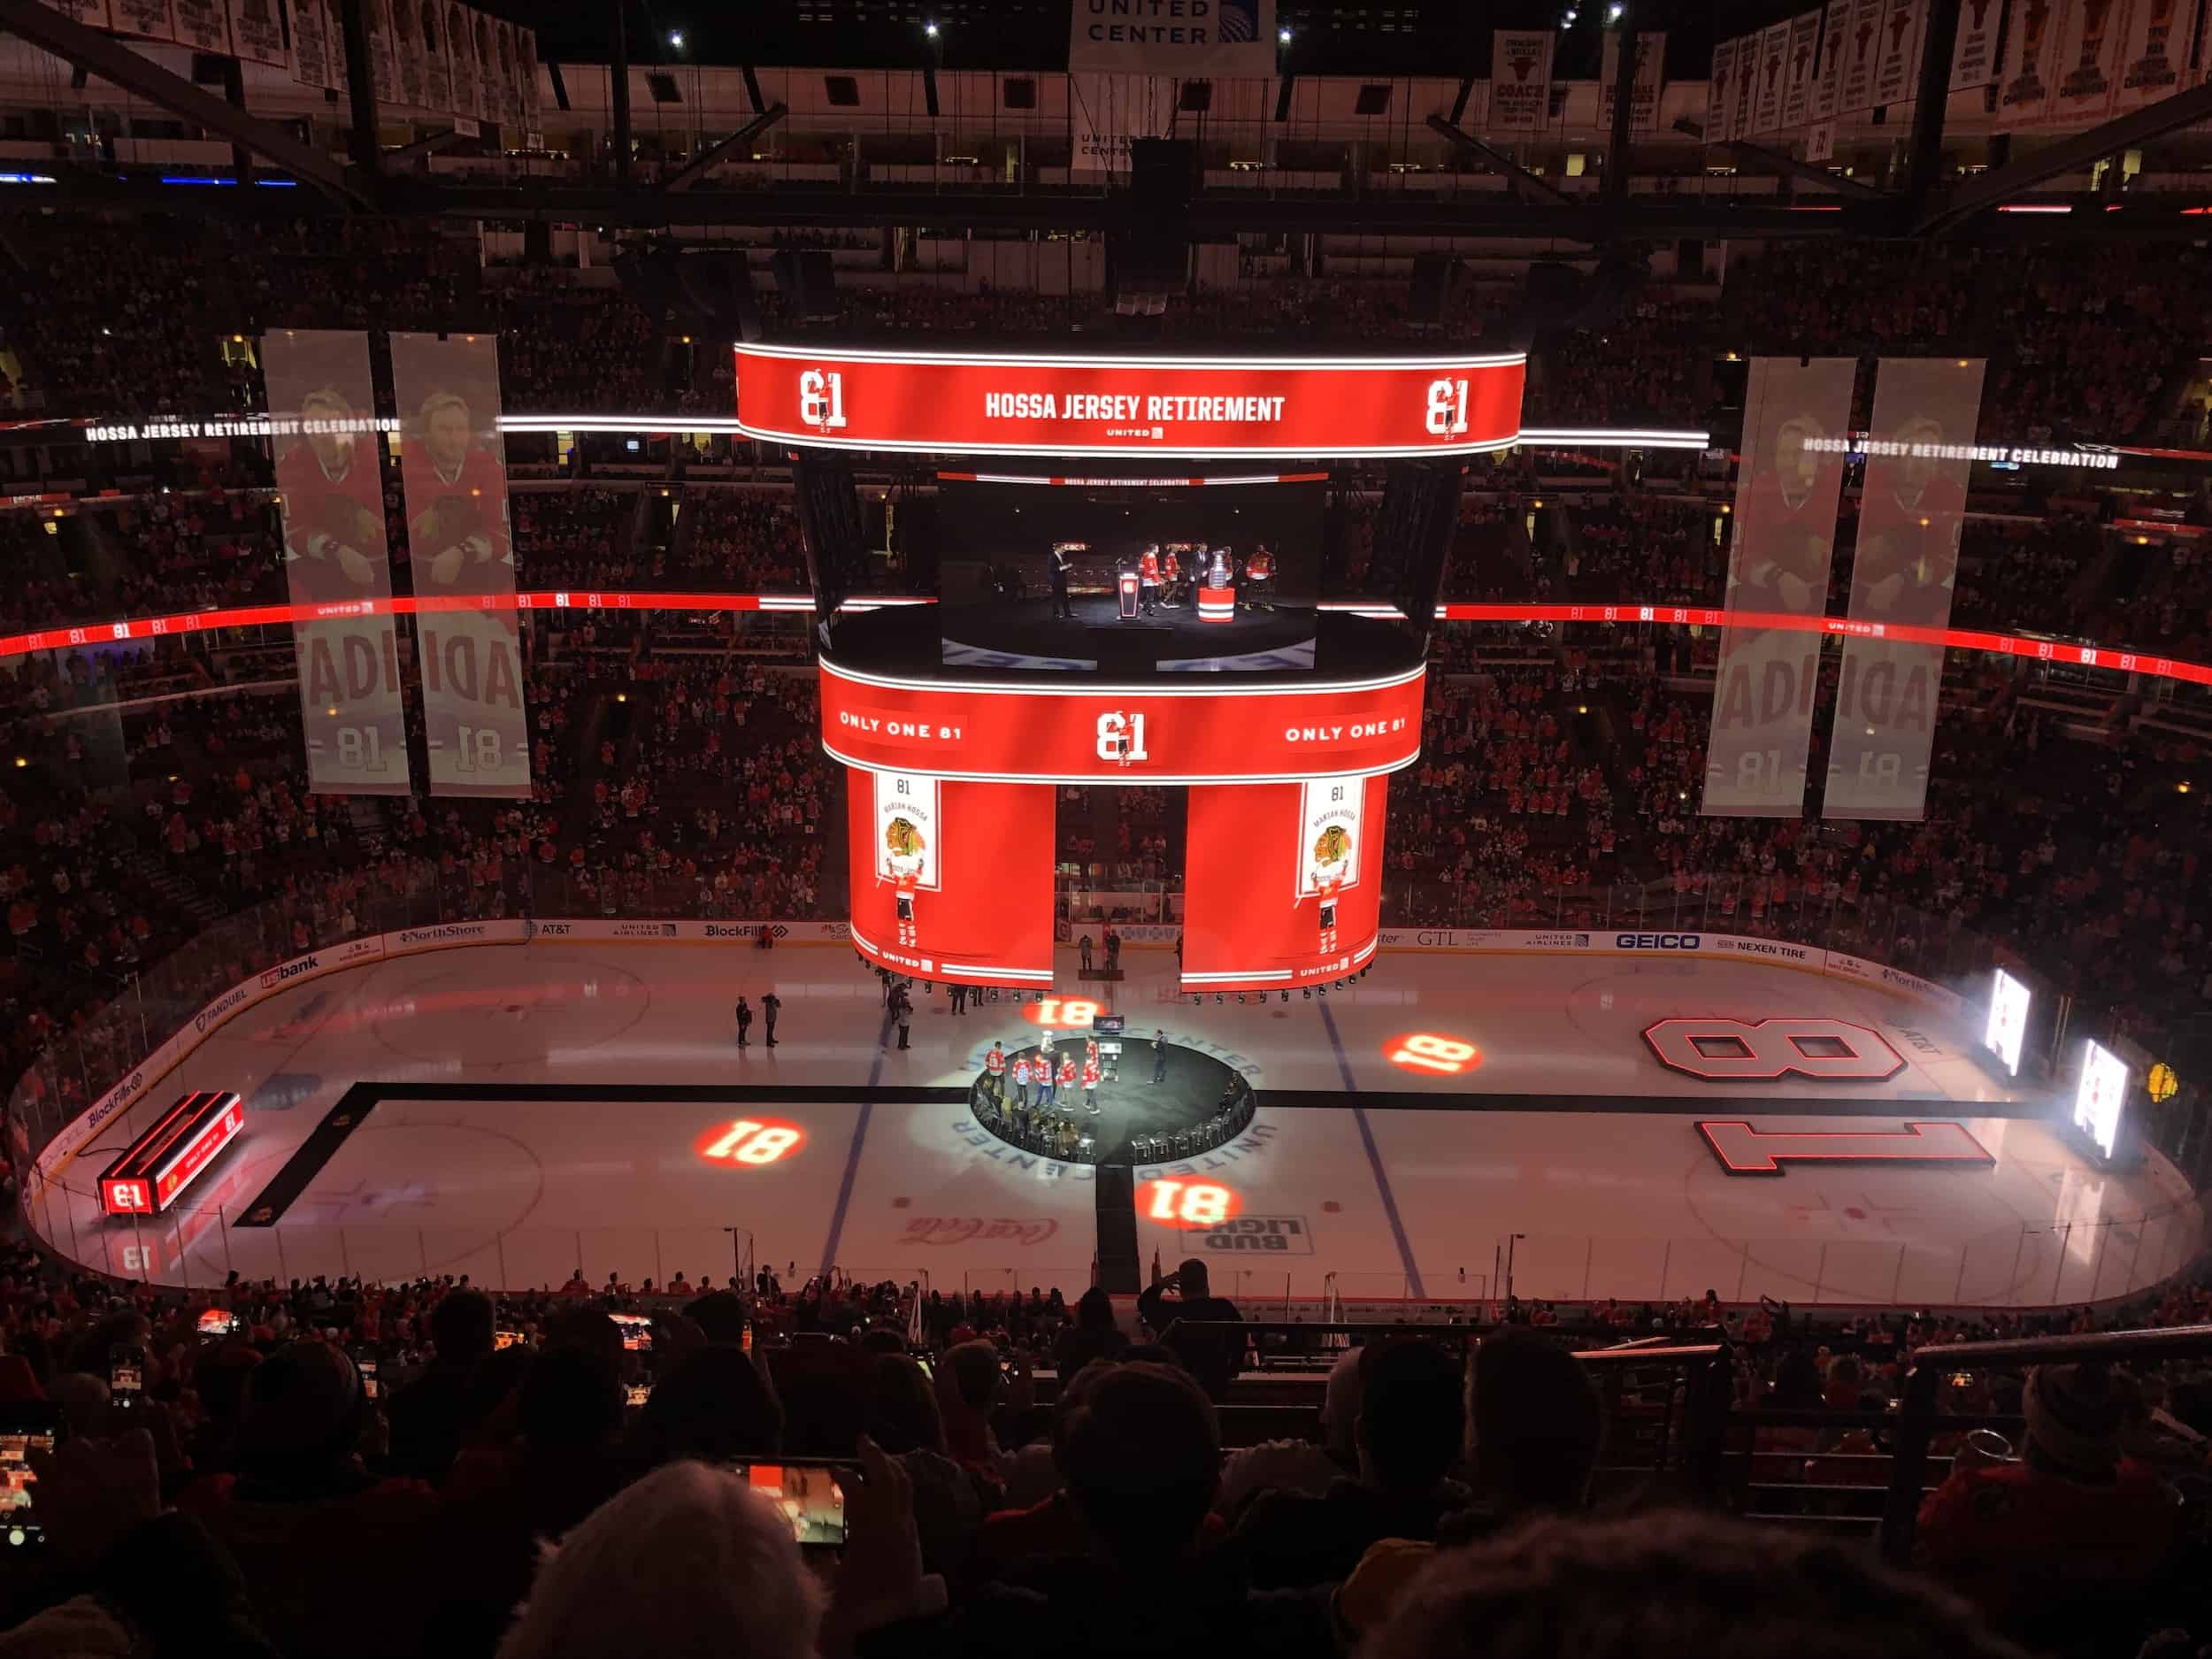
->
[35,940,2200,1311]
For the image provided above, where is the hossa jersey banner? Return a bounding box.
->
[262,330,412,796]
[1181,776,1386,992]
[733,343,1525,459]
[390,331,532,799]
[1824,357,1985,821]
[847,780,1055,985]
[1701,357,1855,818]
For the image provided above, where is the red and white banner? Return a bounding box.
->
[1752,22,1791,132]
[393,0,428,110]
[847,780,1054,986]
[1839,0,1886,111]
[1491,29,1556,132]
[818,657,1425,784]
[2113,0,2200,110]
[1999,0,2062,119]
[447,1,480,121]
[1781,11,1824,127]
[1811,4,1851,118]
[1951,0,2007,89]
[228,0,288,68]
[1871,0,1927,107]
[41,0,112,28]
[1702,358,1856,818]
[288,0,334,91]
[1706,36,1741,142]
[2049,0,2125,121]
[171,0,230,54]
[420,0,453,111]
[1599,29,1667,132]
[110,0,174,42]
[1181,775,1386,993]
[733,344,1525,459]
[1824,357,1986,821]
[390,332,530,799]
[263,330,412,797]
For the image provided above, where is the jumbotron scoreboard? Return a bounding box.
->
[734,342,1528,994]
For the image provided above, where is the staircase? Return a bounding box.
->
[124,848,224,932]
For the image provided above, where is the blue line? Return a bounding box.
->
[818,1010,895,1277]
[1319,1001,1425,1298]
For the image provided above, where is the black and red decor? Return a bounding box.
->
[98,1090,244,1217]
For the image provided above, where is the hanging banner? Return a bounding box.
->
[1812,3,1851,117]
[420,0,451,112]
[171,0,230,52]
[390,332,530,800]
[1600,29,1666,131]
[2114,0,2196,108]
[327,0,351,96]
[477,11,510,124]
[1952,0,2008,88]
[1734,32,1760,133]
[1806,117,1839,159]
[446,2,479,122]
[1706,37,1740,142]
[2050,0,2124,120]
[42,0,114,27]
[1070,73,1169,177]
[1753,22,1792,132]
[1872,0,1927,106]
[1492,29,1556,131]
[392,0,428,109]
[1840,0,1886,111]
[518,26,541,130]
[2000,0,2062,120]
[227,0,288,69]
[1069,0,1276,74]
[1782,11,1824,127]
[263,331,412,799]
[1824,357,1986,821]
[110,0,176,42]
[500,20,527,125]
[367,0,401,105]
[1701,358,1856,818]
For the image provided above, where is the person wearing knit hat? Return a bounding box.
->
[1916,1362,2178,1640]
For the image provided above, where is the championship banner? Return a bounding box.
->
[421,0,452,112]
[1812,4,1850,118]
[818,656,1425,784]
[1872,0,1927,107]
[2000,0,2061,120]
[171,0,230,54]
[846,780,1054,986]
[367,0,398,104]
[393,0,428,110]
[40,1,111,27]
[1840,0,1886,111]
[1782,11,1824,127]
[468,8,496,123]
[1181,776,1386,993]
[2049,0,2124,120]
[518,26,541,130]
[2112,0,2198,109]
[1701,357,1856,818]
[1734,31,1760,134]
[1069,0,1275,75]
[1951,0,2007,89]
[446,2,479,125]
[227,0,288,69]
[110,0,175,42]
[1752,23,1791,132]
[1599,29,1666,132]
[1705,37,1740,142]
[1491,29,1556,131]
[389,332,530,799]
[733,343,1525,460]
[1824,357,1986,821]
[262,330,412,797]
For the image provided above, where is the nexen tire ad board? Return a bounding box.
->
[1182,776,1386,993]
[847,779,1056,985]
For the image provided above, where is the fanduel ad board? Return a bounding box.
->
[846,775,1055,987]
[1701,357,1855,817]
[1824,357,1985,820]
[1180,775,1386,993]
[390,332,532,799]
[262,329,412,796]
[733,345,1525,459]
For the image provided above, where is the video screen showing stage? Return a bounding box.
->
[934,475,1322,673]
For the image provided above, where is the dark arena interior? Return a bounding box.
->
[6,0,2212,1654]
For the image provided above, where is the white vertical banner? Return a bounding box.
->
[367,0,399,105]
[171,0,230,52]
[420,0,452,113]
[1782,11,1824,127]
[501,20,527,125]
[1297,779,1364,898]
[228,0,288,69]
[1734,31,1761,133]
[469,8,496,122]
[1812,3,1852,117]
[446,3,479,123]
[2114,0,2196,107]
[1707,36,1740,141]
[42,0,114,27]
[1824,357,1986,822]
[1701,358,1857,818]
[1807,116,1839,158]
[263,330,412,798]
[1952,0,2008,88]
[109,0,176,42]
[1841,0,1886,111]
[1872,0,1928,104]
[390,332,531,801]
[392,0,427,109]
[518,26,541,133]
[2000,0,2063,119]
[874,772,942,893]
[1600,29,1666,131]
[1753,22,1792,131]
[1491,29,1555,131]
[2050,0,2124,119]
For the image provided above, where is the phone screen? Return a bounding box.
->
[625,1384,651,1408]
[109,1345,145,1410]
[0,1415,59,1548]
[353,1349,380,1401]
[734,1462,849,1547]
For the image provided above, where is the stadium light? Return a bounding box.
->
[667,29,684,48]
[1608,3,1624,19]
[924,19,939,35]
[1278,26,1292,42]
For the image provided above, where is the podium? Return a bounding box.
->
[1118,571,1141,620]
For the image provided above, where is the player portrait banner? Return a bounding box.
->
[1824,357,1987,822]
[1068,0,1275,75]
[846,779,1054,986]
[1182,776,1386,994]
[1599,29,1666,132]
[1492,29,1556,131]
[227,0,288,69]
[262,330,412,798]
[1701,357,1856,818]
[733,344,1525,459]
[389,331,530,799]
[1951,0,2008,89]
